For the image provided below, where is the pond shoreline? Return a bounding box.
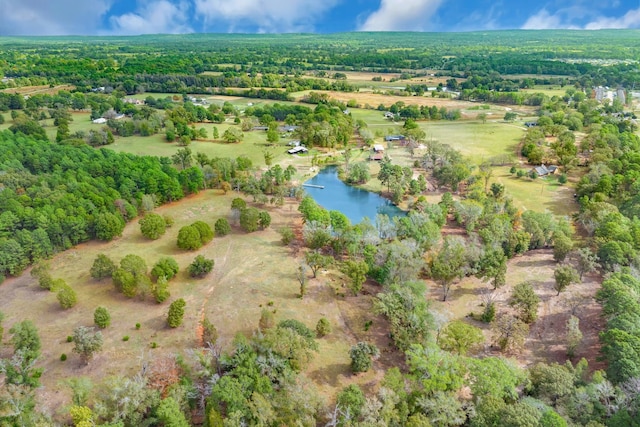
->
[302,165,406,224]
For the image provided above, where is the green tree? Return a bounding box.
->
[94,307,110,329]
[3,320,43,388]
[72,326,103,365]
[341,260,369,295]
[566,315,582,358]
[138,213,167,240]
[429,236,468,301]
[112,268,137,298]
[258,210,271,229]
[510,281,540,324]
[259,308,276,331]
[57,283,78,309]
[214,218,231,236]
[156,397,189,427]
[305,251,332,278]
[167,299,186,328]
[239,207,260,232]
[90,254,116,280]
[31,261,53,290]
[553,232,573,263]
[504,111,517,122]
[150,257,179,282]
[478,248,508,290]
[494,314,529,352]
[554,265,579,296]
[316,318,332,337]
[177,225,202,250]
[279,227,295,245]
[222,127,243,143]
[192,221,214,244]
[439,320,484,355]
[336,384,366,422]
[572,247,598,280]
[201,317,218,346]
[349,342,379,373]
[297,263,308,298]
[153,276,171,303]
[188,255,214,278]
[171,147,192,169]
[94,212,125,241]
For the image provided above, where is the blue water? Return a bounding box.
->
[303,166,406,225]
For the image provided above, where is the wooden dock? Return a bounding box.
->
[302,184,325,189]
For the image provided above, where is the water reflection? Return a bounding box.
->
[303,166,406,225]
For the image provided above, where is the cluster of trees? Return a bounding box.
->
[0,132,207,282]
[378,101,462,121]
[91,253,178,303]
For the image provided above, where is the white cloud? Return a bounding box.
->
[521,9,564,30]
[359,0,444,31]
[0,0,112,35]
[523,5,640,30]
[193,0,340,32]
[584,7,640,29]
[110,1,193,35]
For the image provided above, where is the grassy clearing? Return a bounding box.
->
[0,192,389,409]
[493,166,578,216]
[521,85,569,98]
[416,120,524,161]
[427,249,604,370]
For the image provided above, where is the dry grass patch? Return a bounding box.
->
[0,191,394,412]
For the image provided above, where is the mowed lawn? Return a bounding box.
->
[0,191,384,409]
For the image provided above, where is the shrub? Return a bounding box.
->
[259,308,275,331]
[214,218,231,236]
[150,257,180,282]
[151,342,158,349]
[67,335,74,343]
[558,174,568,184]
[188,255,214,278]
[258,210,271,229]
[163,215,175,228]
[350,342,380,373]
[122,336,130,342]
[192,221,214,244]
[135,323,141,330]
[316,318,332,337]
[240,207,260,232]
[138,213,167,240]
[279,227,295,245]
[112,268,137,297]
[90,254,116,280]
[167,299,186,328]
[153,276,171,303]
[94,307,111,328]
[201,317,218,346]
[177,225,202,250]
[60,353,67,361]
[57,284,78,309]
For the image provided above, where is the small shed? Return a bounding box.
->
[370,152,385,161]
[532,164,558,177]
[373,144,385,153]
[385,134,406,142]
[92,118,107,124]
[287,146,308,155]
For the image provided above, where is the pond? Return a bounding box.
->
[303,165,406,225]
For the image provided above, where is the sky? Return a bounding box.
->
[1,0,640,36]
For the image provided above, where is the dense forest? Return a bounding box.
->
[1,31,640,95]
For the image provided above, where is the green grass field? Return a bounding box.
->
[416,120,524,161]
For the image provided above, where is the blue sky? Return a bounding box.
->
[1,0,640,35]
